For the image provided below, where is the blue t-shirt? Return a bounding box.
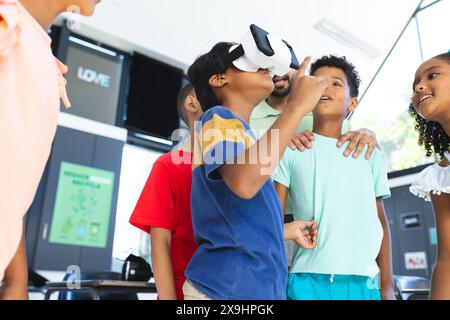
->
[186,106,287,300]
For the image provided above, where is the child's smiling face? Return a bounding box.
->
[412,57,450,122]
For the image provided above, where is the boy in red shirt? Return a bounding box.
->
[129,84,202,300]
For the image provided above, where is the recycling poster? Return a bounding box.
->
[49,161,115,248]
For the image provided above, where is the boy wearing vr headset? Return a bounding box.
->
[273,55,395,300]
[184,36,327,299]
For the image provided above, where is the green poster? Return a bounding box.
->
[49,161,115,248]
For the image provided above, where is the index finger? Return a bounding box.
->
[365,142,376,160]
[337,132,353,147]
[296,56,312,77]
[304,130,315,141]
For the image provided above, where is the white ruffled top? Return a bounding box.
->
[410,152,450,201]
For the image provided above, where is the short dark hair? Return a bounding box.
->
[176,84,194,124]
[434,52,450,62]
[187,42,235,111]
[310,55,361,98]
[408,52,450,158]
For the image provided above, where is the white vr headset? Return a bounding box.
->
[216,24,300,77]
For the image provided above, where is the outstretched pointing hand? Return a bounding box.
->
[287,56,330,114]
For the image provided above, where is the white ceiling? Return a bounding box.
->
[71,0,422,93]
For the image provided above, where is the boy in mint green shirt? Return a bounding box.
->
[273,55,395,300]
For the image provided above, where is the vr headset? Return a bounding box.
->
[216,24,300,77]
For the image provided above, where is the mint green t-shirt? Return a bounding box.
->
[272,133,391,277]
[251,100,351,216]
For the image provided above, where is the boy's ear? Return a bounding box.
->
[208,73,227,88]
[184,95,199,114]
[347,97,359,113]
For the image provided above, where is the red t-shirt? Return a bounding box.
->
[129,150,197,300]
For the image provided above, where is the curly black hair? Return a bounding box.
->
[310,55,361,98]
[409,52,450,158]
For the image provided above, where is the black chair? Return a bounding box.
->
[393,275,430,300]
[58,271,138,300]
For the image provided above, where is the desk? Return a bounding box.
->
[43,280,156,300]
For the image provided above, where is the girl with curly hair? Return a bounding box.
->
[409,52,450,299]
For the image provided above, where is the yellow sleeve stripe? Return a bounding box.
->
[201,114,255,157]
[191,114,256,171]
